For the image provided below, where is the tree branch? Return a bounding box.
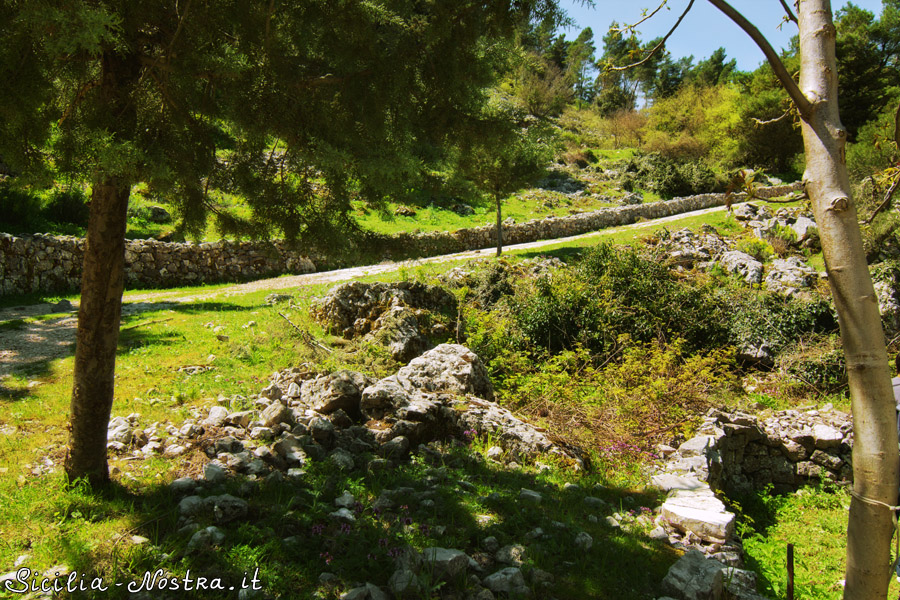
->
[706,0,812,119]
[58,79,100,126]
[864,175,900,225]
[752,108,791,126]
[608,0,694,72]
[779,0,799,24]
[611,1,669,34]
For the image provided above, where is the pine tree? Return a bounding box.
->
[0,0,562,485]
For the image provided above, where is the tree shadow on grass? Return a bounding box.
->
[32,441,679,600]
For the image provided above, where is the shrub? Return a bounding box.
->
[510,243,729,358]
[620,152,722,198]
[778,335,847,396]
[44,188,90,227]
[0,185,48,233]
[723,289,838,358]
[735,238,774,263]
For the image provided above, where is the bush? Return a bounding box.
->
[735,238,774,263]
[778,335,847,395]
[0,185,48,233]
[510,243,729,358]
[620,152,722,198]
[44,188,90,227]
[723,290,838,358]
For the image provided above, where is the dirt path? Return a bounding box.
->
[0,203,731,379]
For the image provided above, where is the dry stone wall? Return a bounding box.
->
[0,235,315,296]
[367,184,802,260]
[0,183,800,296]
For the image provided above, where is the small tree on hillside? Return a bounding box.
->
[459,100,554,256]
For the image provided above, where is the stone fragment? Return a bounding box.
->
[660,550,725,600]
[187,526,225,552]
[301,370,367,414]
[422,547,470,580]
[204,463,228,484]
[719,251,763,284]
[574,531,593,551]
[661,490,735,542]
[261,402,292,427]
[518,489,542,504]
[495,544,525,566]
[207,494,249,523]
[482,567,528,596]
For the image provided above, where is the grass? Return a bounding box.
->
[736,483,900,600]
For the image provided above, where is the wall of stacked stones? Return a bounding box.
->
[0,183,800,296]
[368,183,802,258]
[666,407,853,497]
[0,236,316,296]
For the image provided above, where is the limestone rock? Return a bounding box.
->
[660,550,725,600]
[661,489,735,542]
[396,344,494,400]
[301,370,368,415]
[719,251,763,285]
[422,547,470,580]
[482,567,528,596]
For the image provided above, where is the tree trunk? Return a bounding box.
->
[496,194,503,257]
[64,180,130,485]
[794,2,899,598]
[64,51,138,486]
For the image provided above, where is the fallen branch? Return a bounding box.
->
[278,311,332,353]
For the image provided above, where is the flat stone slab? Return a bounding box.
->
[661,491,735,542]
[651,473,707,492]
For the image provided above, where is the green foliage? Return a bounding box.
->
[846,90,900,181]
[1,0,566,242]
[620,153,721,198]
[0,184,89,234]
[510,243,729,358]
[835,1,900,141]
[738,484,855,600]
[723,290,838,358]
[44,188,90,228]
[641,76,802,173]
[735,238,774,263]
[780,336,848,396]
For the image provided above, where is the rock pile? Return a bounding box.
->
[110,344,575,470]
[733,203,819,249]
[310,281,459,362]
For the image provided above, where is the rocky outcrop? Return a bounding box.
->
[311,281,459,362]
[764,257,820,296]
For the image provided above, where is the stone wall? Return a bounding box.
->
[658,406,852,496]
[0,236,316,296]
[0,183,801,296]
[366,183,802,260]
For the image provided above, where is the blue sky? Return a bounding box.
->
[564,0,886,71]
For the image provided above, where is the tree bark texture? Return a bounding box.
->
[794,2,899,598]
[64,51,138,486]
[496,195,503,256]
